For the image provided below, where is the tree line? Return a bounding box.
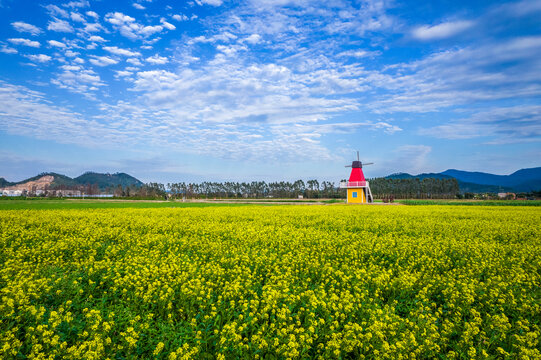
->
[111,180,340,199]
[107,177,460,199]
[369,178,460,199]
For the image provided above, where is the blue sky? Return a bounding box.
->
[0,0,540,183]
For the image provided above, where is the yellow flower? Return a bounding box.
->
[153,342,165,355]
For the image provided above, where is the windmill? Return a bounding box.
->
[340,151,374,203]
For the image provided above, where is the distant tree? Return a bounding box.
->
[114,185,124,197]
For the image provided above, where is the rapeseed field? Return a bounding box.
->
[0,205,539,359]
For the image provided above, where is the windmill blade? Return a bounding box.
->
[345,165,352,167]
[356,151,360,161]
[363,162,374,166]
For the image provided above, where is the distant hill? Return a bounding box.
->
[386,167,541,193]
[441,168,541,192]
[19,172,79,187]
[0,172,144,192]
[75,172,144,190]
[0,177,13,187]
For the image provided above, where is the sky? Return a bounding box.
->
[0,0,540,183]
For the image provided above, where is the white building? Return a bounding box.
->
[1,189,23,196]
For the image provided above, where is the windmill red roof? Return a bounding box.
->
[348,161,366,182]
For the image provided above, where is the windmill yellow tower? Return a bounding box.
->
[340,152,374,203]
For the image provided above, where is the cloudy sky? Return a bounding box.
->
[0,0,540,183]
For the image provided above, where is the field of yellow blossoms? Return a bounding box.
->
[0,205,540,359]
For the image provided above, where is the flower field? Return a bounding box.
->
[0,205,540,359]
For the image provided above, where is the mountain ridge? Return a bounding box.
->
[386,167,541,192]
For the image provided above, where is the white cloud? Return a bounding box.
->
[48,18,75,33]
[160,19,176,30]
[86,11,99,19]
[133,3,145,10]
[243,34,261,44]
[61,65,82,71]
[26,54,52,63]
[89,56,119,66]
[412,20,474,41]
[373,122,402,134]
[318,1,396,36]
[195,0,223,6]
[189,32,237,45]
[140,25,164,37]
[338,49,381,58]
[115,70,133,78]
[146,54,169,64]
[105,12,135,25]
[64,0,89,8]
[215,32,238,42]
[127,58,143,66]
[48,40,67,48]
[65,50,80,57]
[45,5,69,18]
[84,22,105,32]
[89,35,106,42]
[216,44,247,56]
[279,121,401,137]
[105,12,166,40]
[104,46,141,57]
[116,70,133,76]
[70,12,85,22]
[11,21,42,36]
[172,14,189,21]
[52,68,105,97]
[491,0,541,18]
[8,38,40,48]
[0,45,18,54]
